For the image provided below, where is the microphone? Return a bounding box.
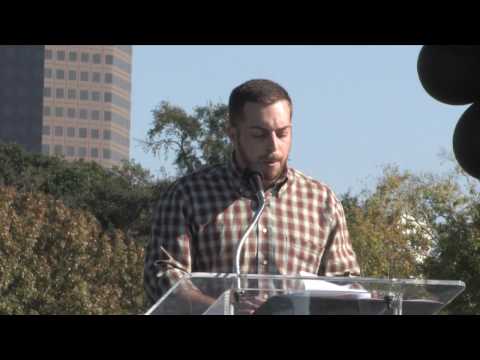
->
[245,169,265,207]
[234,169,267,295]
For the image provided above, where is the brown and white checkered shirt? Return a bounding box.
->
[144,156,360,305]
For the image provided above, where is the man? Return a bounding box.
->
[144,79,360,311]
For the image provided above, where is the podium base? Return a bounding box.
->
[254,293,444,315]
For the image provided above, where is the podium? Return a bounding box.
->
[145,273,465,315]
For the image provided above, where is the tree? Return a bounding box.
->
[144,101,232,176]
[342,165,466,278]
[421,164,480,314]
[0,143,174,314]
[0,143,168,243]
[0,187,145,314]
[342,163,480,314]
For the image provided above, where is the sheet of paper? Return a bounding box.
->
[299,271,371,299]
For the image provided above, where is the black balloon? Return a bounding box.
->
[453,103,480,179]
[448,46,480,57]
[418,45,480,105]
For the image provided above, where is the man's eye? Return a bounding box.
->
[251,132,266,138]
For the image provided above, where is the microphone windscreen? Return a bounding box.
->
[243,168,264,192]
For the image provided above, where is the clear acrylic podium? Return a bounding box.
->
[145,273,465,315]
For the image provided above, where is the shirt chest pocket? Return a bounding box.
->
[283,229,326,275]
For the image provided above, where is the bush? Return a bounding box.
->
[0,187,145,314]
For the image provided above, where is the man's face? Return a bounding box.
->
[228,100,292,188]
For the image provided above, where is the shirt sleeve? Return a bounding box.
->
[144,182,193,307]
[318,193,361,277]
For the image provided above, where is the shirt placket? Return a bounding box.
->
[257,191,279,302]
[257,191,271,275]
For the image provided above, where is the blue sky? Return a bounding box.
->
[130,45,468,196]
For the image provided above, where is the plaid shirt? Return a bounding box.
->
[144,156,360,305]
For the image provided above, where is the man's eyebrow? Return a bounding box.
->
[248,125,292,131]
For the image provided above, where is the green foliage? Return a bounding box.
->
[0,187,144,314]
[145,101,232,175]
[342,164,480,314]
[421,176,480,314]
[344,166,457,278]
[0,143,170,242]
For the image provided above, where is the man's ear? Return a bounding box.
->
[226,125,237,143]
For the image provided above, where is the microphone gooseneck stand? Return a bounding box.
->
[233,171,266,306]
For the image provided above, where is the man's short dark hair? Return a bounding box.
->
[228,79,292,127]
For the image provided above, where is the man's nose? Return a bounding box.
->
[266,132,279,152]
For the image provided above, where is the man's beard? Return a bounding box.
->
[235,138,288,187]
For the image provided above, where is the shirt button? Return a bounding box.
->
[262,260,268,266]
[262,227,268,234]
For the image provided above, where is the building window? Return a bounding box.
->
[44,87,51,98]
[103,148,111,159]
[78,147,87,157]
[105,55,113,65]
[110,113,128,128]
[68,70,76,81]
[67,89,76,99]
[66,146,75,157]
[91,129,99,138]
[56,69,65,80]
[104,111,111,121]
[1,105,13,117]
[56,51,65,61]
[45,49,53,60]
[91,110,100,120]
[92,72,101,82]
[69,51,77,62]
[80,71,89,82]
[103,130,111,140]
[79,128,87,138]
[111,93,130,110]
[67,127,75,137]
[93,53,101,64]
[80,90,89,101]
[104,73,113,84]
[104,92,112,103]
[91,91,100,102]
[55,107,64,117]
[79,109,88,120]
[42,144,50,155]
[67,108,76,118]
[45,68,52,78]
[42,126,50,135]
[112,56,131,73]
[54,126,63,137]
[15,87,27,97]
[91,148,99,158]
[54,145,63,156]
[56,88,65,99]
[81,53,90,63]
[113,133,129,147]
[43,106,51,117]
